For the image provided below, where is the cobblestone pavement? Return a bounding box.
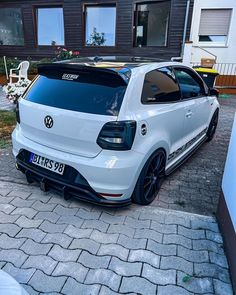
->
[0,181,233,295]
[1,96,236,215]
[0,86,15,111]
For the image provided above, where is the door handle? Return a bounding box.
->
[186,111,192,118]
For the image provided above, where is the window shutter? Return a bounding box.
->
[199,9,232,36]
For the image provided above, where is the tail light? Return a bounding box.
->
[16,101,20,124]
[97,121,136,150]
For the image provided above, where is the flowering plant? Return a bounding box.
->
[3,79,31,104]
[55,47,80,60]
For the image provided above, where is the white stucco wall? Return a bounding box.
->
[188,0,236,64]
[222,113,236,232]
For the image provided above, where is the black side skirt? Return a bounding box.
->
[165,135,207,176]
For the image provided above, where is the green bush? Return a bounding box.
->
[0,57,54,76]
[0,48,79,76]
[0,57,20,75]
[28,58,54,74]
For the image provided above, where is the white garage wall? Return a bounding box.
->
[222,113,236,232]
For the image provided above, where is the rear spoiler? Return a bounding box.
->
[37,63,130,84]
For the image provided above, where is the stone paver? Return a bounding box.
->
[128,249,160,268]
[48,244,81,262]
[85,268,121,292]
[62,278,100,295]
[120,276,157,294]
[23,255,57,275]
[161,256,193,275]
[52,261,88,282]
[20,239,52,255]
[142,263,176,285]
[109,257,142,276]
[79,250,110,269]
[98,244,129,261]
[29,270,66,293]
[0,96,235,294]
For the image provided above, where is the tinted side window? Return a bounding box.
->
[174,69,205,99]
[141,67,181,104]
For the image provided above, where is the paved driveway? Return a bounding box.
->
[0,181,233,295]
[0,96,235,294]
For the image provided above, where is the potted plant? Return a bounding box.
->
[3,79,31,104]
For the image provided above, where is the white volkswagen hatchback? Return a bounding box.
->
[12,56,219,206]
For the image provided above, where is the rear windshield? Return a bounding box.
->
[24,70,127,116]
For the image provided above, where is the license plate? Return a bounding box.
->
[29,153,65,175]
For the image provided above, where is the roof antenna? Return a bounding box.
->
[94,56,103,63]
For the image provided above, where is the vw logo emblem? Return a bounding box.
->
[44,115,53,128]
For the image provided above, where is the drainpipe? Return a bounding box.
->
[181,0,191,58]
[171,0,191,62]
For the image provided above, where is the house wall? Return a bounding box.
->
[0,0,193,60]
[217,113,236,291]
[189,0,236,64]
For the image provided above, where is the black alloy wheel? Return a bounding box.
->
[133,149,166,205]
[207,110,219,141]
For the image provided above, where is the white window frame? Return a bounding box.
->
[197,8,233,48]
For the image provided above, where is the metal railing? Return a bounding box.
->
[191,62,236,89]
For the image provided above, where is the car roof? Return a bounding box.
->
[57,55,169,70]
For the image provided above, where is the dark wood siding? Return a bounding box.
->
[0,0,193,59]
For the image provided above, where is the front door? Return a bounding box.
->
[140,66,186,163]
[174,67,209,146]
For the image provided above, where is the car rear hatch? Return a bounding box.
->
[19,63,129,158]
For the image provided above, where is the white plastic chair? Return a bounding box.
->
[9,61,30,84]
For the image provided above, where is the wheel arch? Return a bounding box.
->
[133,144,168,188]
[132,146,167,204]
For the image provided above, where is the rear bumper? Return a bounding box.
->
[12,126,144,205]
[16,158,131,206]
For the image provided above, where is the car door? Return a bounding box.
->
[140,67,186,162]
[174,67,210,146]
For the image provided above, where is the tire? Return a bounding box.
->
[206,110,219,142]
[132,149,166,205]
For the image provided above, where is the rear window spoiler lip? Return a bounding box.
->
[37,63,130,84]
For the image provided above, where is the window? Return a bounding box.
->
[135,1,170,47]
[0,8,24,45]
[85,5,116,46]
[141,67,181,103]
[198,9,232,44]
[25,70,127,116]
[174,68,205,99]
[37,7,64,45]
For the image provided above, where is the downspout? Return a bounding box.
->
[181,0,191,58]
[171,0,191,61]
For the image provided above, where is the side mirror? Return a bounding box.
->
[208,88,219,98]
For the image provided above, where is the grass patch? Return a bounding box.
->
[0,110,16,149]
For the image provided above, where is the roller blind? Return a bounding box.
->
[199,9,232,36]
